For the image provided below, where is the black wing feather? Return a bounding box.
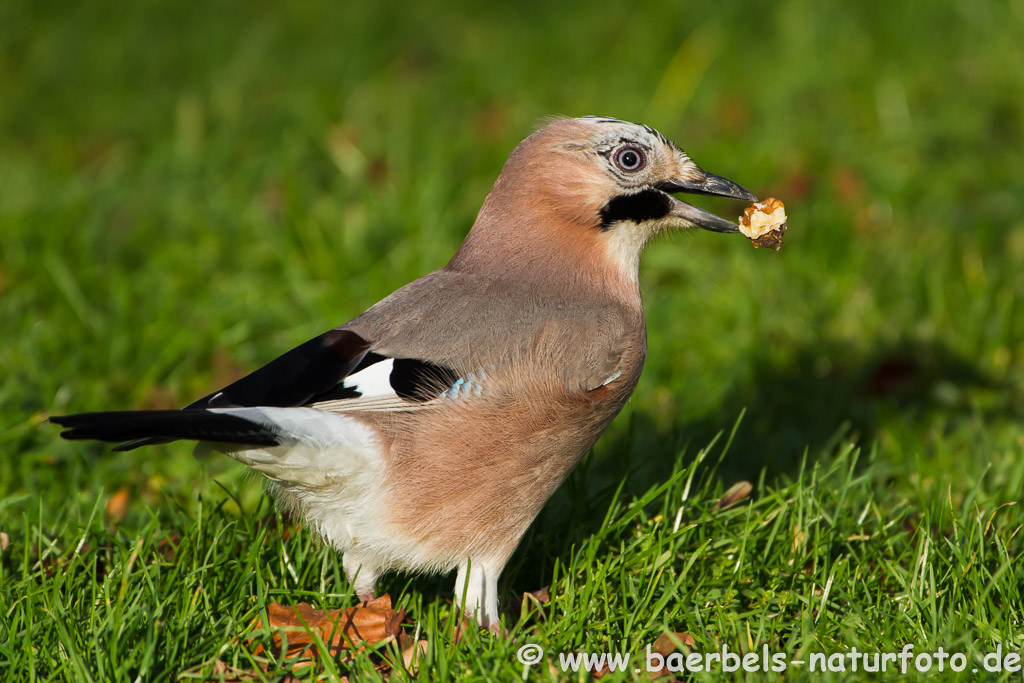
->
[187,329,373,409]
[390,358,461,402]
[51,328,374,451]
[51,328,464,451]
[50,410,280,449]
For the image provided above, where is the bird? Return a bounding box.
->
[50,116,756,632]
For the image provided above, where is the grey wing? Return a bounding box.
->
[343,269,640,395]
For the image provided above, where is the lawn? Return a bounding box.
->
[2,0,1023,680]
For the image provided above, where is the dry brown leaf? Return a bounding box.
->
[713,481,753,511]
[517,585,552,631]
[401,639,428,671]
[248,595,404,664]
[647,632,697,679]
[189,659,262,682]
[652,631,696,655]
[448,614,474,644]
[593,632,696,679]
[105,487,130,522]
[524,586,551,605]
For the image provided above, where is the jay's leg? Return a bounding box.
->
[454,558,502,633]
[343,549,379,602]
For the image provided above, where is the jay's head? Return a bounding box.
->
[461,116,756,281]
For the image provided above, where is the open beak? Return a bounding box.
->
[658,171,757,234]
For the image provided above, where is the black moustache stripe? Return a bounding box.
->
[598,190,671,230]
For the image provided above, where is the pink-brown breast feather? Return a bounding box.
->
[353,317,646,571]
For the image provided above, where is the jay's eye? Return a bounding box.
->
[613,146,646,173]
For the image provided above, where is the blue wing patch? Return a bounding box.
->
[441,370,486,401]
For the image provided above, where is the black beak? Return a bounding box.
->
[660,172,757,203]
[659,172,757,233]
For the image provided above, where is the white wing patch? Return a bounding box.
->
[341,358,396,399]
[311,361,489,413]
[311,357,417,412]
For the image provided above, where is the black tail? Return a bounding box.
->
[49,410,281,452]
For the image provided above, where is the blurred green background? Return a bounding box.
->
[2,0,1024,677]
[2,0,1024,593]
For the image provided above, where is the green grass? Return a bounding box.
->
[2,0,1024,679]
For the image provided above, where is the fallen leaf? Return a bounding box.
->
[448,614,474,644]
[592,632,697,679]
[106,487,130,522]
[524,586,550,605]
[517,585,552,630]
[652,631,696,654]
[646,632,697,679]
[213,659,261,682]
[179,658,262,682]
[248,595,404,665]
[401,639,428,671]
[713,481,752,511]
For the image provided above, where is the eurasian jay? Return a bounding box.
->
[51,116,756,631]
